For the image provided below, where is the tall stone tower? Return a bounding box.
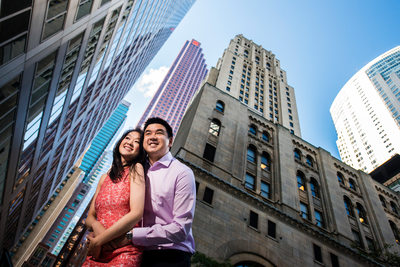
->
[210,34,301,136]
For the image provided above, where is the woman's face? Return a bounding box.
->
[119,131,141,164]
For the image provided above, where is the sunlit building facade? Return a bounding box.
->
[137,39,208,134]
[171,36,400,266]
[212,34,301,136]
[330,46,400,172]
[0,0,195,253]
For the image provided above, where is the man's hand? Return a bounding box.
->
[102,233,131,252]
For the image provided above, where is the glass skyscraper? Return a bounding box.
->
[0,0,195,253]
[137,39,208,134]
[331,46,400,172]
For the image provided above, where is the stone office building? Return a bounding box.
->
[171,37,400,266]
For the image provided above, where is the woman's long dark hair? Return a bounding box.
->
[109,128,145,183]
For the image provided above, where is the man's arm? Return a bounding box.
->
[131,167,196,246]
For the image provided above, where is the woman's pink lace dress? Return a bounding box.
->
[83,169,142,266]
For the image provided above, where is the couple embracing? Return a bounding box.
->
[83,117,196,266]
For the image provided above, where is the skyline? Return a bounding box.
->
[124,0,400,161]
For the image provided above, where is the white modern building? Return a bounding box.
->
[330,46,400,173]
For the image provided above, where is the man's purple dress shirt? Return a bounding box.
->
[131,152,196,253]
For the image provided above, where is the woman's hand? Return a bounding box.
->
[87,235,102,259]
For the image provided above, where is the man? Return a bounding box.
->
[128,117,196,266]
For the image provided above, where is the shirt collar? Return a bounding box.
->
[149,151,173,169]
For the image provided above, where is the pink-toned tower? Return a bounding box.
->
[137,40,208,134]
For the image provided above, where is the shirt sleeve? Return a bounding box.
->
[131,167,196,246]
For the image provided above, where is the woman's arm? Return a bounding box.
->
[85,174,107,235]
[90,163,145,247]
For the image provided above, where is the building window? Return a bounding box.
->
[260,152,271,171]
[300,202,309,219]
[249,210,258,229]
[306,155,314,167]
[314,210,324,227]
[262,131,270,142]
[249,125,257,135]
[297,171,306,191]
[203,187,214,205]
[352,230,363,248]
[245,173,255,190]
[330,253,339,267]
[209,119,221,136]
[310,178,320,198]
[313,244,323,263]
[348,178,357,191]
[366,237,375,251]
[391,201,399,215]
[344,196,354,216]
[294,148,301,160]
[389,220,400,244]
[355,203,368,224]
[203,143,216,162]
[337,172,344,185]
[247,146,256,163]
[216,100,225,112]
[261,181,270,199]
[76,0,94,21]
[43,0,69,40]
[267,220,276,238]
[226,86,230,91]
[379,195,387,208]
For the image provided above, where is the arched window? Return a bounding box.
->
[244,50,249,58]
[255,56,260,64]
[216,100,225,112]
[356,203,368,224]
[261,152,271,171]
[379,195,387,208]
[262,131,270,142]
[343,196,354,216]
[249,125,257,135]
[235,261,264,267]
[297,171,306,191]
[266,62,271,70]
[348,178,357,191]
[337,172,344,185]
[294,148,301,161]
[389,220,400,244]
[306,155,314,167]
[245,173,255,190]
[310,178,320,198]
[247,145,256,163]
[209,119,221,136]
[390,201,399,215]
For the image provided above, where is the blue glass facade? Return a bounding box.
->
[80,101,129,182]
[366,47,400,125]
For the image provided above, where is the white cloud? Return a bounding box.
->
[134,66,169,98]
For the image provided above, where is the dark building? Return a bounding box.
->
[370,154,400,191]
[0,0,195,254]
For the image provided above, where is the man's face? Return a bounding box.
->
[143,123,172,162]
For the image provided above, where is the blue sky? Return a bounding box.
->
[124,0,400,159]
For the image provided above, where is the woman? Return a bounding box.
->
[83,129,145,266]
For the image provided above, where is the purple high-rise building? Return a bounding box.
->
[137,40,208,134]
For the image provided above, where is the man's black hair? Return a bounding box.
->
[143,117,173,138]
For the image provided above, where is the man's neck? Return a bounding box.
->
[148,151,169,165]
